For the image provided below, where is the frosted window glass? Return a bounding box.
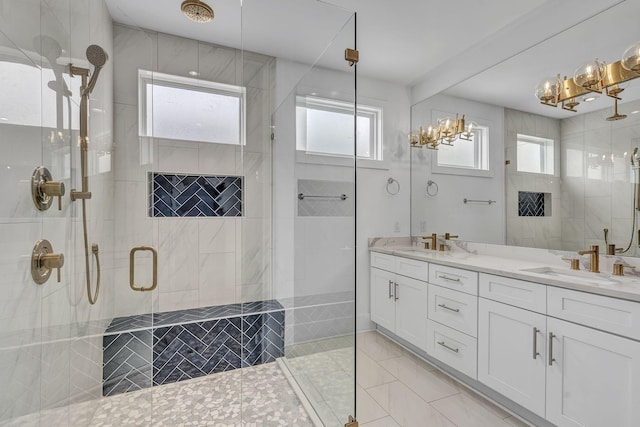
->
[438,139,476,168]
[436,127,488,170]
[306,108,354,156]
[295,96,381,160]
[150,84,240,144]
[517,134,554,175]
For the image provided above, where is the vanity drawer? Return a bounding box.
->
[429,264,478,295]
[426,319,477,379]
[370,252,396,272]
[428,284,478,337]
[548,287,640,341]
[479,274,546,314]
[395,256,428,281]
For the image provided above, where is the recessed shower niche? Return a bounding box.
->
[518,191,552,217]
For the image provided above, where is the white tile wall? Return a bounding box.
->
[0,0,114,422]
[112,24,274,316]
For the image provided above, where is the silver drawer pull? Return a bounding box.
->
[438,274,461,282]
[548,332,556,366]
[388,280,394,299]
[437,303,460,313]
[532,327,540,360]
[437,341,459,353]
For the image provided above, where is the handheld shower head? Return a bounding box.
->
[84,44,108,95]
[632,147,638,166]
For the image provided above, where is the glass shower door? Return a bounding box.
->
[242,1,358,425]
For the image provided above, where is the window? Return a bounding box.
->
[517,134,554,175]
[139,70,245,145]
[296,96,382,160]
[436,125,489,171]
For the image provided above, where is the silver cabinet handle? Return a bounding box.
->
[438,274,461,282]
[394,282,399,301]
[437,303,460,313]
[532,327,540,359]
[548,332,556,366]
[437,341,459,353]
[388,280,394,299]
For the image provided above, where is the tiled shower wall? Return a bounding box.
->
[0,0,114,422]
[560,98,640,254]
[505,108,561,248]
[112,24,273,318]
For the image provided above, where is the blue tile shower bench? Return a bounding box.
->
[102,300,285,397]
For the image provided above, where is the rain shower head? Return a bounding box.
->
[181,0,214,23]
[84,44,108,95]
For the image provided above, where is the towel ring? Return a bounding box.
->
[426,180,438,197]
[386,177,400,195]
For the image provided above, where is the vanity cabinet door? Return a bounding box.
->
[546,317,640,427]
[395,275,428,351]
[478,298,547,417]
[370,267,396,332]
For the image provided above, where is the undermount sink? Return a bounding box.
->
[520,267,618,286]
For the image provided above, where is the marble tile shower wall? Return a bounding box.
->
[0,0,114,423]
[112,25,273,318]
[560,98,640,253]
[505,108,561,249]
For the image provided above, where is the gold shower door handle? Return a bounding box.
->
[129,246,158,292]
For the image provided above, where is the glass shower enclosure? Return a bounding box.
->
[0,0,357,425]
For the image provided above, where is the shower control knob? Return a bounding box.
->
[41,181,65,210]
[31,239,65,284]
[31,166,66,211]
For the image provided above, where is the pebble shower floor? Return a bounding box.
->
[4,362,311,426]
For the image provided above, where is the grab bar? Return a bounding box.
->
[464,198,496,205]
[129,246,158,292]
[298,193,348,201]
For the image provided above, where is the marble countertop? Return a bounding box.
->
[370,246,640,303]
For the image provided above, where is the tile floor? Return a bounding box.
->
[3,362,310,427]
[354,331,530,427]
[2,331,532,427]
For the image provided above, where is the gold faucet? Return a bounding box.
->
[577,245,600,273]
[444,233,459,240]
[421,233,438,250]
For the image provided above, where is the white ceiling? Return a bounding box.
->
[105,0,640,116]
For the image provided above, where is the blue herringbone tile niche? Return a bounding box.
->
[150,172,243,217]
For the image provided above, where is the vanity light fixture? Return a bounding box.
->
[409,113,477,149]
[535,41,640,115]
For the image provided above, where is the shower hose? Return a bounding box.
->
[81,198,100,305]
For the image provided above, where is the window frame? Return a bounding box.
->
[431,119,492,177]
[138,69,246,146]
[516,133,555,176]
[295,95,383,161]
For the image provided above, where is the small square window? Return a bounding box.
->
[517,134,554,175]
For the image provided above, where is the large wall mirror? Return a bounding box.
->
[411,0,640,257]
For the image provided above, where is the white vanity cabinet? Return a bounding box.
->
[370,253,428,350]
[478,297,547,417]
[370,251,640,427]
[546,312,640,427]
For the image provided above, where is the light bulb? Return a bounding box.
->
[535,77,557,102]
[621,41,640,73]
[574,61,603,88]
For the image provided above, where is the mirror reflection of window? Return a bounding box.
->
[516,134,554,175]
[437,125,489,170]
